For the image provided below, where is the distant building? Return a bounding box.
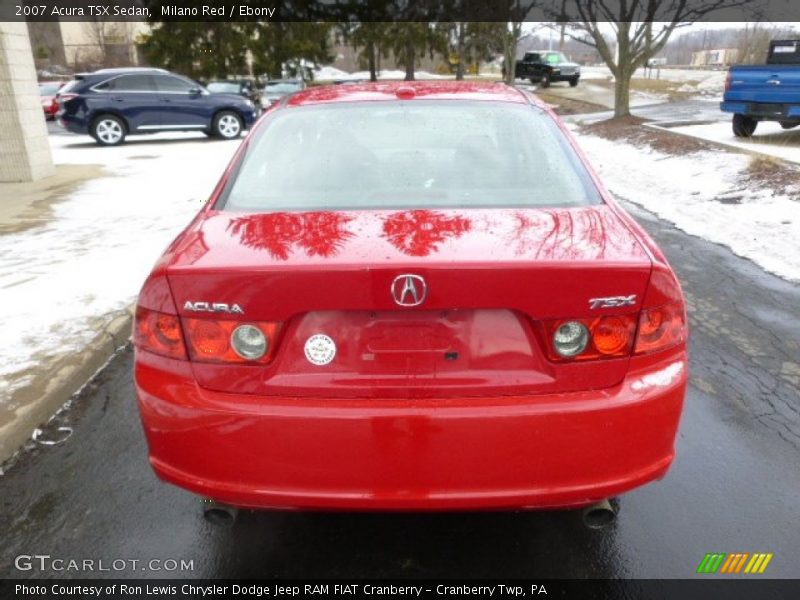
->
[27,21,151,74]
[691,48,739,67]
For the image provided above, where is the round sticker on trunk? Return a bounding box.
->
[304,334,336,366]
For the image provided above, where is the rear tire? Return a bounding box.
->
[569,76,579,87]
[732,114,757,138]
[90,114,126,146]
[212,111,243,140]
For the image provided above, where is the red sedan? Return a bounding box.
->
[134,82,687,515]
[39,81,65,120]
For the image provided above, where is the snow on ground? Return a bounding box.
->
[312,65,351,81]
[664,121,800,166]
[0,133,240,394]
[571,125,800,283]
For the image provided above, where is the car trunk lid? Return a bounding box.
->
[166,206,652,397]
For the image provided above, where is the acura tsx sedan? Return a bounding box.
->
[134,81,687,514]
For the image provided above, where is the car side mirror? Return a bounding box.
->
[188,87,202,97]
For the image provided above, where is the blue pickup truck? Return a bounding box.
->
[721,40,800,137]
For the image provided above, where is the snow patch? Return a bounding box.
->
[0,133,241,393]
[312,66,447,82]
[571,124,800,282]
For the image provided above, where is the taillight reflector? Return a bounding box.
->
[183,318,281,364]
[134,307,186,360]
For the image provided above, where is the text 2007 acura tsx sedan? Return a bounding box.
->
[134,82,687,514]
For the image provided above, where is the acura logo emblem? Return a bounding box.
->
[391,274,427,307]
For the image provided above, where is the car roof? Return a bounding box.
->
[91,67,169,75]
[286,81,533,107]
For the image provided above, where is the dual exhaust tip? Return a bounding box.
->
[201,497,617,529]
[582,498,616,529]
[201,498,238,526]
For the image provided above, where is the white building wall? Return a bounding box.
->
[0,22,54,182]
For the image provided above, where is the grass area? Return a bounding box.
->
[744,155,800,196]
[534,90,608,115]
[590,76,702,101]
[579,115,716,154]
[579,116,800,199]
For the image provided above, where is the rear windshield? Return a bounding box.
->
[58,78,83,95]
[220,101,600,212]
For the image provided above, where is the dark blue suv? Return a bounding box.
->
[57,68,259,146]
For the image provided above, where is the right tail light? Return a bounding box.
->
[634,301,686,355]
[543,314,638,362]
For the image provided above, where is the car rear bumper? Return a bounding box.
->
[135,349,687,511]
[720,100,800,118]
[57,112,88,134]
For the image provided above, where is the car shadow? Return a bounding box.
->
[53,132,246,150]
[747,129,800,146]
[202,506,623,579]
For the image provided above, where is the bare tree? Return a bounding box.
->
[499,1,540,84]
[560,0,754,117]
[83,20,133,67]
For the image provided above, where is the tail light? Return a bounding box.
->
[57,92,78,105]
[136,273,283,365]
[724,70,732,92]
[543,265,687,361]
[183,318,282,364]
[543,315,637,362]
[634,301,686,354]
[134,307,187,360]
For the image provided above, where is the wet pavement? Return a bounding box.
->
[1,200,799,580]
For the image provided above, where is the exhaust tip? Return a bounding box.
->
[201,499,238,526]
[582,498,616,529]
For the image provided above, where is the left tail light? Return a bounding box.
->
[183,318,282,364]
[134,307,187,360]
[57,92,78,105]
[135,273,283,364]
[134,273,186,359]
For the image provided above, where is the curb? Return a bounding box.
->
[643,121,800,166]
[0,305,134,464]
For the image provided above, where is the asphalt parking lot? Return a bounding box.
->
[1,193,798,580]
